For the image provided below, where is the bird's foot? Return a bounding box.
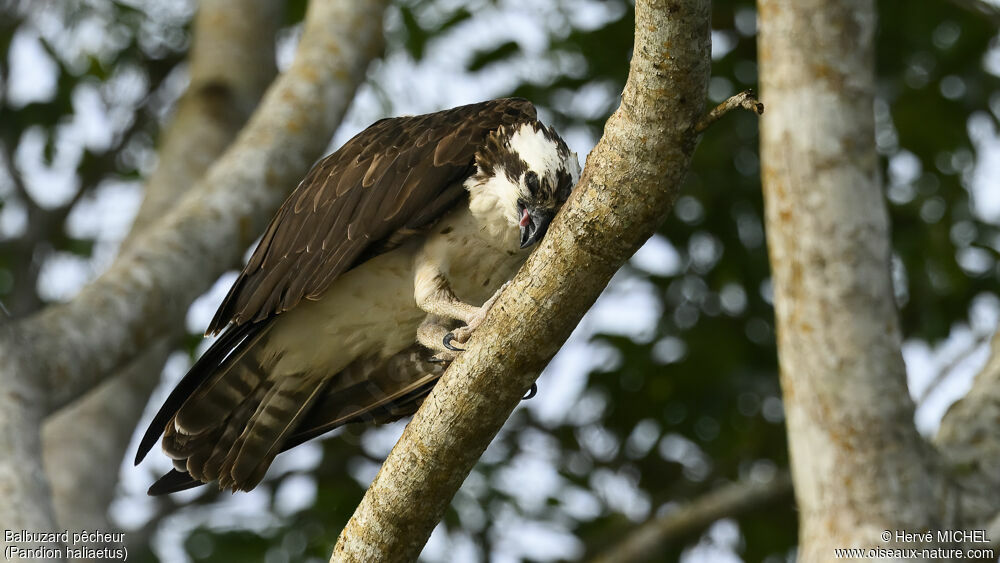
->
[444,327,472,349]
[444,281,511,348]
[429,351,459,364]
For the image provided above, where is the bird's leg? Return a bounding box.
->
[414,261,478,321]
[414,255,509,353]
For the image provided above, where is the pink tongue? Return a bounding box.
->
[519,208,531,227]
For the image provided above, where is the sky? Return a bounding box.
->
[3,0,1000,561]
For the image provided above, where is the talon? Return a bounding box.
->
[430,351,457,364]
[443,333,465,352]
[522,383,537,400]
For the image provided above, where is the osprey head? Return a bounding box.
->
[471,121,582,248]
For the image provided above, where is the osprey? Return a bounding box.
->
[134,98,580,494]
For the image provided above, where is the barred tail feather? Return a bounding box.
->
[173,345,269,436]
[135,320,271,466]
[148,345,443,495]
[199,385,269,483]
[219,373,328,492]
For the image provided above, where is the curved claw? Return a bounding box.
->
[443,332,465,352]
[522,383,538,401]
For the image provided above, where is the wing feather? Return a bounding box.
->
[139,101,538,491]
[207,98,535,335]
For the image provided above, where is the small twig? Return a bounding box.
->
[918,331,993,403]
[944,0,1000,26]
[694,89,764,134]
[0,138,39,214]
[588,471,793,563]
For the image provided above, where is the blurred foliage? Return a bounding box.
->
[1,0,998,561]
[0,0,187,315]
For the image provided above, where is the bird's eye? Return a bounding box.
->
[525,171,539,195]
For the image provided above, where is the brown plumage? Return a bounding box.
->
[148,345,446,495]
[208,98,538,331]
[135,98,545,495]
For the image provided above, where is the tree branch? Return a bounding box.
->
[694,89,763,134]
[917,329,992,403]
[0,0,387,539]
[935,327,1000,528]
[758,0,944,556]
[588,472,794,563]
[42,339,172,537]
[4,0,388,412]
[0,365,55,544]
[944,0,1000,26]
[125,0,283,237]
[41,0,283,539]
[331,0,711,560]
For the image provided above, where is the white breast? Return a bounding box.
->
[421,201,529,304]
[259,196,528,379]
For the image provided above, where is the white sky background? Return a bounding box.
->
[4,0,1000,561]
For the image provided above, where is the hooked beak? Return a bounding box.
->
[518,204,554,249]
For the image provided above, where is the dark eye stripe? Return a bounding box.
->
[554,169,573,201]
[525,171,540,194]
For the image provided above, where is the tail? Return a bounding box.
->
[155,352,328,494]
[146,344,445,495]
[135,320,269,465]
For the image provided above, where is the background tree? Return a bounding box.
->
[0,0,998,561]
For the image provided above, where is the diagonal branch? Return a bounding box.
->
[588,472,794,563]
[42,0,284,537]
[124,0,283,238]
[331,0,712,560]
[5,0,388,413]
[42,340,173,539]
[943,0,1000,26]
[0,0,388,539]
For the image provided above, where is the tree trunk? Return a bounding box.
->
[41,0,283,541]
[331,0,711,560]
[758,0,944,558]
[0,0,387,547]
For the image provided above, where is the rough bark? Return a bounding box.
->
[589,472,793,563]
[42,341,171,539]
[41,0,282,539]
[0,367,54,542]
[758,0,944,558]
[331,0,711,560]
[0,0,386,541]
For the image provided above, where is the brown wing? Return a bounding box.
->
[207,98,537,334]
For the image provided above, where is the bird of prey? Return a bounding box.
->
[134,98,581,495]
